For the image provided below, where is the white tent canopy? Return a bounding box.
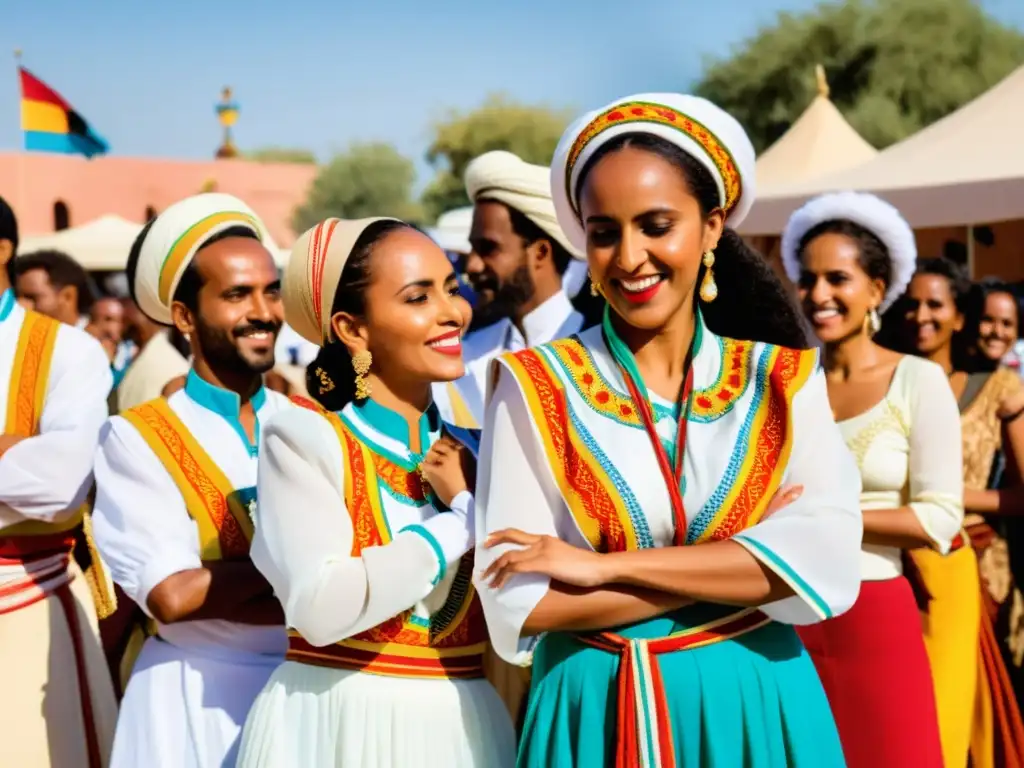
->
[20,216,143,270]
[20,215,290,270]
[742,62,1024,234]
[755,66,878,189]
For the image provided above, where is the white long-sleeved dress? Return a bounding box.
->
[474,311,863,767]
[237,397,514,768]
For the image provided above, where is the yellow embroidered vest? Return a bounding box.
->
[1,311,118,616]
[2,312,82,538]
[285,396,487,679]
[121,398,254,560]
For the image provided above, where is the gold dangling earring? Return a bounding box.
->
[864,307,881,337]
[699,251,718,303]
[352,350,372,400]
[589,270,603,298]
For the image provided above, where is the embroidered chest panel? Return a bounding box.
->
[332,415,486,650]
[501,337,816,553]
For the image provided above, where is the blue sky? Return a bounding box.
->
[3,0,1023,185]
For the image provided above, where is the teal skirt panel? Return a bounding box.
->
[518,604,846,767]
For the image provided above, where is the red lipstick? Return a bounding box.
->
[426,329,463,356]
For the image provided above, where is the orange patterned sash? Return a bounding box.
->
[122,398,253,560]
[5,310,59,437]
[285,396,487,678]
[1,311,82,537]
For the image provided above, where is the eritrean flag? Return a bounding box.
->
[19,67,108,158]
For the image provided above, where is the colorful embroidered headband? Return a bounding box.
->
[157,210,261,307]
[283,217,398,345]
[565,101,743,216]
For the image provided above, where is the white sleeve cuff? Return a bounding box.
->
[402,503,474,585]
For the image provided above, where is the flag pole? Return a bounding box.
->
[13,49,26,234]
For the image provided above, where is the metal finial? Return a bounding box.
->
[815,64,830,99]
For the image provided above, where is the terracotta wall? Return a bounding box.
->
[0,152,316,247]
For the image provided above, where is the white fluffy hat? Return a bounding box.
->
[781,191,917,311]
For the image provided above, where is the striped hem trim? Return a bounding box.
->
[403,524,446,585]
[733,534,832,619]
[286,635,485,679]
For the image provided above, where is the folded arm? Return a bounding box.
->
[92,417,276,624]
[474,368,691,662]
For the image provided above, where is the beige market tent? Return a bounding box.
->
[20,215,290,270]
[741,62,1024,235]
[755,66,878,188]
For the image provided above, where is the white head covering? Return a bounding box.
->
[550,93,757,253]
[781,191,917,311]
[465,150,583,260]
[283,217,398,345]
[133,192,265,325]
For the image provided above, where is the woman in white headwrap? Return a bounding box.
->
[236,218,514,767]
[782,192,955,767]
[474,94,862,767]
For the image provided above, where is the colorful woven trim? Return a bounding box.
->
[498,348,641,553]
[687,345,818,544]
[157,210,260,306]
[286,633,486,679]
[283,402,488,669]
[307,218,341,338]
[5,310,59,437]
[577,607,771,768]
[122,398,253,559]
[445,381,479,429]
[0,532,76,614]
[566,101,742,215]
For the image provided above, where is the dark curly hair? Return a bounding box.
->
[306,219,414,411]
[575,132,809,349]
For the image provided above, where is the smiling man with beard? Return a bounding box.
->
[432,151,591,428]
[91,193,292,768]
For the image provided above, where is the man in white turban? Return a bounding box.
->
[434,151,593,428]
[91,192,293,768]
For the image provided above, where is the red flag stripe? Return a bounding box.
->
[19,68,70,110]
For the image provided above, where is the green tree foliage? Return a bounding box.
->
[695,0,1024,152]
[292,143,422,233]
[246,147,318,164]
[420,94,573,221]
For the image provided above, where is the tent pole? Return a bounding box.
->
[967,224,976,278]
